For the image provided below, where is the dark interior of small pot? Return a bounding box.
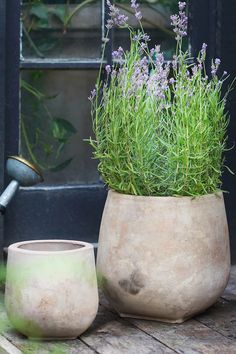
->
[18,242,85,252]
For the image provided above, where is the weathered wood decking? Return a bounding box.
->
[0,267,235,354]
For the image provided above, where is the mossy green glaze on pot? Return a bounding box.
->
[97,190,230,323]
[5,240,98,340]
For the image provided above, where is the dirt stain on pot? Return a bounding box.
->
[119,270,145,295]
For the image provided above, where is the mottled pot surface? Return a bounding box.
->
[97,190,230,323]
[5,240,98,340]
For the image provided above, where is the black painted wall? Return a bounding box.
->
[190,0,236,263]
[220,0,236,263]
[0,1,6,259]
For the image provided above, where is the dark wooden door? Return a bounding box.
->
[0,0,235,262]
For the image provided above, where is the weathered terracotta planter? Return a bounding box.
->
[97,190,230,323]
[5,240,98,340]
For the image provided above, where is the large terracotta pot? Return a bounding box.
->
[97,190,230,323]
[5,240,98,339]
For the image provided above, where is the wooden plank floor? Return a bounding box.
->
[0,267,235,354]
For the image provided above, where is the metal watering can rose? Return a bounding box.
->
[0,156,43,214]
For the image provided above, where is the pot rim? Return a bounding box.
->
[109,189,223,201]
[8,239,93,254]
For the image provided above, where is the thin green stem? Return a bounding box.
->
[117,3,175,38]
[63,0,94,31]
[21,118,46,171]
[22,24,45,58]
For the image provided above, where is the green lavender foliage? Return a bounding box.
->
[89,4,231,197]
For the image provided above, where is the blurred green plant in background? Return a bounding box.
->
[22,0,179,57]
[22,0,96,58]
[21,71,77,172]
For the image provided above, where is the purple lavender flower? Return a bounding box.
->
[106,0,128,29]
[200,43,207,61]
[130,56,149,92]
[111,69,117,78]
[147,50,170,100]
[150,48,155,57]
[139,42,147,54]
[131,0,142,21]
[88,88,96,101]
[192,65,199,75]
[131,0,138,11]
[135,11,142,21]
[211,58,221,76]
[105,65,111,75]
[117,67,129,96]
[201,43,207,55]
[133,33,150,42]
[172,55,178,70]
[169,78,175,85]
[178,2,186,11]
[102,82,108,94]
[112,46,124,61]
[143,33,150,41]
[106,19,113,30]
[170,15,178,28]
[170,2,188,40]
[133,34,139,41]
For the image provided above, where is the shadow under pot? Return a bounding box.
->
[5,239,98,340]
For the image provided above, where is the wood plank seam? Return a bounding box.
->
[79,337,99,354]
[220,296,231,302]
[195,317,235,341]
[0,335,22,354]
[97,305,179,352]
[123,320,180,354]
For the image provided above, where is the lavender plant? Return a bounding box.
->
[89,1,231,197]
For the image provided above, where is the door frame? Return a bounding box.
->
[0,0,6,257]
[1,0,235,260]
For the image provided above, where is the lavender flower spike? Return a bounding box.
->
[133,33,150,42]
[178,2,186,11]
[106,0,128,29]
[200,43,207,56]
[88,88,96,101]
[112,46,124,61]
[171,1,188,40]
[131,0,142,20]
[211,58,221,76]
[198,42,207,63]
[105,65,111,75]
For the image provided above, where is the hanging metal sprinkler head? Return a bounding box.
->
[0,156,43,215]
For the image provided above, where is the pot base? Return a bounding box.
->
[28,337,78,341]
[119,312,191,324]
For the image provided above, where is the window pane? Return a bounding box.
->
[113,0,179,60]
[21,1,102,60]
[20,70,99,184]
